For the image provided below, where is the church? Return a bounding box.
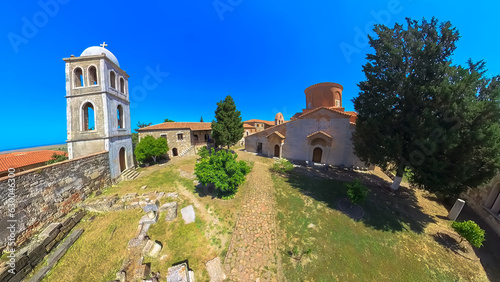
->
[244,82,367,168]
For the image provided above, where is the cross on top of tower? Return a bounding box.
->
[100,42,108,48]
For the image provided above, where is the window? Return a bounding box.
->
[117,105,123,129]
[204,134,208,141]
[82,102,95,131]
[74,67,84,87]
[89,66,98,85]
[120,77,125,93]
[177,133,183,140]
[110,71,116,89]
[335,100,340,107]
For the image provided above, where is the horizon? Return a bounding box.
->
[2,0,499,151]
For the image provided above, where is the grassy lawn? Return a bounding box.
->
[273,170,488,281]
[38,155,242,281]
[43,210,143,281]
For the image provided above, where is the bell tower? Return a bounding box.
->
[63,43,134,179]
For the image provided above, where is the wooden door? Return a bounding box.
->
[312,147,322,163]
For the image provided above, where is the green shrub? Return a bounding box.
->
[134,135,169,164]
[271,158,294,173]
[451,220,485,248]
[346,179,368,205]
[45,152,68,165]
[194,148,250,199]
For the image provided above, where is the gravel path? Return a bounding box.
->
[224,155,279,281]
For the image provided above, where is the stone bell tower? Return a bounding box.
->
[63,43,134,179]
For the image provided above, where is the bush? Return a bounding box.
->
[194,148,251,199]
[134,135,169,164]
[271,159,294,174]
[451,220,485,248]
[45,152,68,165]
[346,179,368,205]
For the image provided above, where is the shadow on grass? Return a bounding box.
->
[281,166,436,233]
[433,232,464,253]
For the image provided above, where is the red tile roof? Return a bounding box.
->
[138,122,212,131]
[244,119,275,126]
[0,150,67,172]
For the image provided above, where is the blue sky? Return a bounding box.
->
[1,0,499,151]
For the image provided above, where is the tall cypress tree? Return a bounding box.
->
[211,95,244,149]
[353,18,500,196]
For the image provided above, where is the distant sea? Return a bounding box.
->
[0,143,67,155]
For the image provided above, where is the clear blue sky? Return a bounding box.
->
[1,0,499,151]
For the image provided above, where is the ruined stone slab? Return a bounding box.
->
[127,238,146,249]
[139,213,157,225]
[205,257,226,282]
[7,264,32,282]
[28,229,84,282]
[181,205,195,224]
[143,204,158,213]
[137,223,150,240]
[167,263,189,282]
[148,242,162,257]
[165,192,178,199]
[134,264,150,280]
[161,202,178,222]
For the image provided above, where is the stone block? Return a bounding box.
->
[161,202,178,222]
[139,214,157,225]
[134,264,150,280]
[448,199,466,221]
[167,263,189,282]
[166,192,178,199]
[116,271,126,282]
[181,205,195,224]
[205,257,226,282]
[137,223,150,240]
[148,242,162,257]
[142,240,154,254]
[45,238,58,252]
[143,204,158,213]
[39,223,61,245]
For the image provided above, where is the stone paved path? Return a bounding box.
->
[224,156,279,281]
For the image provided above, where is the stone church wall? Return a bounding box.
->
[0,151,110,247]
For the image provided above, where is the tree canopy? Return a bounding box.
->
[164,118,175,122]
[134,135,169,164]
[352,17,500,197]
[211,95,244,149]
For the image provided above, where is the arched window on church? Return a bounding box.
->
[74,67,84,88]
[82,102,95,131]
[89,66,98,85]
[120,77,125,93]
[117,105,123,129]
[110,71,116,89]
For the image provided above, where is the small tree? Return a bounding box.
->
[200,116,204,122]
[134,121,152,132]
[45,152,68,165]
[211,95,244,149]
[451,220,485,248]
[134,135,169,164]
[164,118,175,122]
[194,148,250,199]
[346,179,368,205]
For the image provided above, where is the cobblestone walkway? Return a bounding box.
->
[224,157,279,281]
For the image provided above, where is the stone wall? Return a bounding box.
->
[461,174,500,236]
[0,151,110,247]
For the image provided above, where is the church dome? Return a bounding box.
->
[80,46,119,67]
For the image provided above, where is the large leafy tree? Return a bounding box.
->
[353,17,500,197]
[211,95,244,149]
[134,135,169,163]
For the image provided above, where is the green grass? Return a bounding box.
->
[42,210,143,282]
[273,171,486,281]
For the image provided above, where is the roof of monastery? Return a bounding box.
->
[243,119,275,126]
[80,46,120,67]
[0,150,67,172]
[138,122,212,131]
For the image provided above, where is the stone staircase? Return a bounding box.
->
[179,146,194,157]
[120,167,140,181]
